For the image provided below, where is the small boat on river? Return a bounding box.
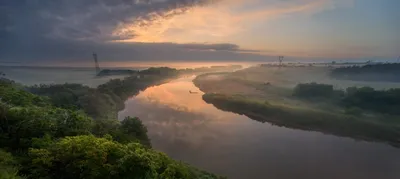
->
[189,90,199,94]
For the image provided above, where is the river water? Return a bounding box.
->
[119,77,400,179]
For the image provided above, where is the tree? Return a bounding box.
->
[293,83,335,99]
[0,150,24,179]
[28,135,222,179]
[115,117,151,146]
[0,103,92,151]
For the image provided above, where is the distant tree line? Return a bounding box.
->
[97,65,242,77]
[293,82,400,115]
[331,63,400,82]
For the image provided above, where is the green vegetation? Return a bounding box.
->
[293,82,344,100]
[343,87,400,115]
[194,69,400,147]
[0,69,222,179]
[293,83,400,115]
[0,150,24,179]
[97,69,137,76]
[331,63,400,82]
[28,135,223,179]
[202,93,400,147]
[28,68,180,120]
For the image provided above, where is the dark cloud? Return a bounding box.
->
[181,43,240,51]
[1,0,217,41]
[178,43,267,53]
[0,0,273,63]
[0,38,274,63]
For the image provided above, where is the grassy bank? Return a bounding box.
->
[202,93,400,147]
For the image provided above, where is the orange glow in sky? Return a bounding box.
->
[110,0,398,58]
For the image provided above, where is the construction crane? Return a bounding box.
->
[93,53,100,74]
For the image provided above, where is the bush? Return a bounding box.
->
[343,87,400,115]
[293,83,335,99]
[344,107,363,116]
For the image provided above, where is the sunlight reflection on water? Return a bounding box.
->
[119,77,400,179]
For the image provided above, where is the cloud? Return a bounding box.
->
[3,0,270,62]
[176,43,264,53]
[0,0,219,42]
[1,0,352,44]
[1,0,371,63]
[0,0,275,63]
[0,36,273,63]
[112,0,355,43]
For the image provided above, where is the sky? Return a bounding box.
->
[0,0,399,66]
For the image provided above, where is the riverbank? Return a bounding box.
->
[201,93,400,147]
[193,69,400,148]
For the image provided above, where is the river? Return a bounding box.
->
[119,76,400,179]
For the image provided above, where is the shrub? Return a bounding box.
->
[344,107,363,116]
[293,83,335,99]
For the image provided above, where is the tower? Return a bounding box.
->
[278,56,284,66]
[93,53,100,74]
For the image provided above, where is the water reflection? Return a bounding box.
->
[119,77,400,179]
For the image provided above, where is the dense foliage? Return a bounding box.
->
[28,135,223,179]
[292,83,400,115]
[343,87,400,115]
[0,81,149,149]
[293,82,344,99]
[331,63,400,82]
[0,150,24,179]
[28,83,91,110]
[0,72,222,179]
[28,68,180,120]
[97,69,137,76]
[0,102,93,151]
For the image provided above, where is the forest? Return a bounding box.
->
[0,68,224,179]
